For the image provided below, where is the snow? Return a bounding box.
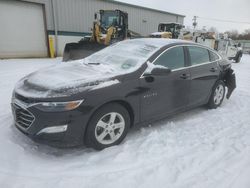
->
[90,79,120,90]
[145,61,167,73]
[15,62,120,98]
[0,55,250,188]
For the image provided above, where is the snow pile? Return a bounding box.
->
[0,55,250,188]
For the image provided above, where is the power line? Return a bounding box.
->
[197,16,250,25]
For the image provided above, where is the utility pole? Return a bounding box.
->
[193,16,198,30]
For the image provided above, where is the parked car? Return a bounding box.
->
[11,38,236,150]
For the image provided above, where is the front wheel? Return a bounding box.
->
[208,80,225,109]
[85,103,130,150]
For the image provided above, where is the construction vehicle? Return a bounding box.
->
[196,33,243,63]
[151,24,243,63]
[63,9,129,62]
[150,23,184,39]
[216,38,242,63]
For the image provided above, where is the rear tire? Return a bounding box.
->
[208,80,225,109]
[85,103,130,150]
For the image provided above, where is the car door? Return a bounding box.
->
[187,46,220,106]
[140,46,191,122]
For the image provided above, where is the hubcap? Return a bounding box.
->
[214,84,224,105]
[95,112,125,145]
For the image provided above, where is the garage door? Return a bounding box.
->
[0,1,48,58]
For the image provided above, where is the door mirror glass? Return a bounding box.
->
[145,67,171,76]
[152,67,171,75]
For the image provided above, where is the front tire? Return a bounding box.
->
[85,103,130,150]
[208,80,225,109]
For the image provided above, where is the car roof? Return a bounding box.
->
[128,38,195,48]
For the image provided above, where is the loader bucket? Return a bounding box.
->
[62,40,107,62]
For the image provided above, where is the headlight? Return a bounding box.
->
[34,100,84,112]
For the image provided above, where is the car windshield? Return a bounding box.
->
[159,24,174,32]
[101,11,119,28]
[82,39,164,73]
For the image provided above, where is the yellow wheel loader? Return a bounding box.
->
[150,23,184,39]
[63,10,129,61]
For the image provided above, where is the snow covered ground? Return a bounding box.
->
[0,56,250,188]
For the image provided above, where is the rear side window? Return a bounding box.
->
[154,46,185,70]
[188,46,209,65]
[209,50,220,61]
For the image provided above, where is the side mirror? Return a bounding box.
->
[145,67,171,77]
[94,13,97,20]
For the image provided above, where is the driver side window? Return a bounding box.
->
[154,46,185,70]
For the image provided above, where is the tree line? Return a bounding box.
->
[225,29,250,40]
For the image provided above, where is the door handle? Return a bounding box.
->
[180,73,190,79]
[210,67,218,72]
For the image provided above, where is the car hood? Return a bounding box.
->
[14,61,122,99]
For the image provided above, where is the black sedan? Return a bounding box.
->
[11,38,236,150]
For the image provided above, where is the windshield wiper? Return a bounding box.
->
[87,62,100,65]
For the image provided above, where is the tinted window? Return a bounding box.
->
[188,46,209,65]
[209,50,220,61]
[154,46,185,70]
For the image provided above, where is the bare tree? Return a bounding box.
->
[225,30,239,40]
[238,29,250,40]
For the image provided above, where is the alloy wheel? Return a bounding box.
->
[94,112,125,145]
[214,84,224,105]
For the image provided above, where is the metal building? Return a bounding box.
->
[0,0,185,58]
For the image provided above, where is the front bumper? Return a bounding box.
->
[11,98,91,147]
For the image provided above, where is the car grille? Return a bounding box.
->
[12,103,35,129]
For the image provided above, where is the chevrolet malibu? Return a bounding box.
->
[11,38,236,150]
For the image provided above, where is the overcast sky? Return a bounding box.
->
[118,0,250,33]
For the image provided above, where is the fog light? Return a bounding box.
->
[37,125,68,135]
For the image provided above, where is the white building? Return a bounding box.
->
[0,0,185,58]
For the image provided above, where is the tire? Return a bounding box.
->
[207,80,226,109]
[85,103,130,150]
[235,52,242,63]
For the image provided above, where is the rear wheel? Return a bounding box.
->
[208,80,225,109]
[85,103,130,150]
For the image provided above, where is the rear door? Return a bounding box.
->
[140,46,191,122]
[187,46,220,106]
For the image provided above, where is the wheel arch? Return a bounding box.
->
[88,99,135,129]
